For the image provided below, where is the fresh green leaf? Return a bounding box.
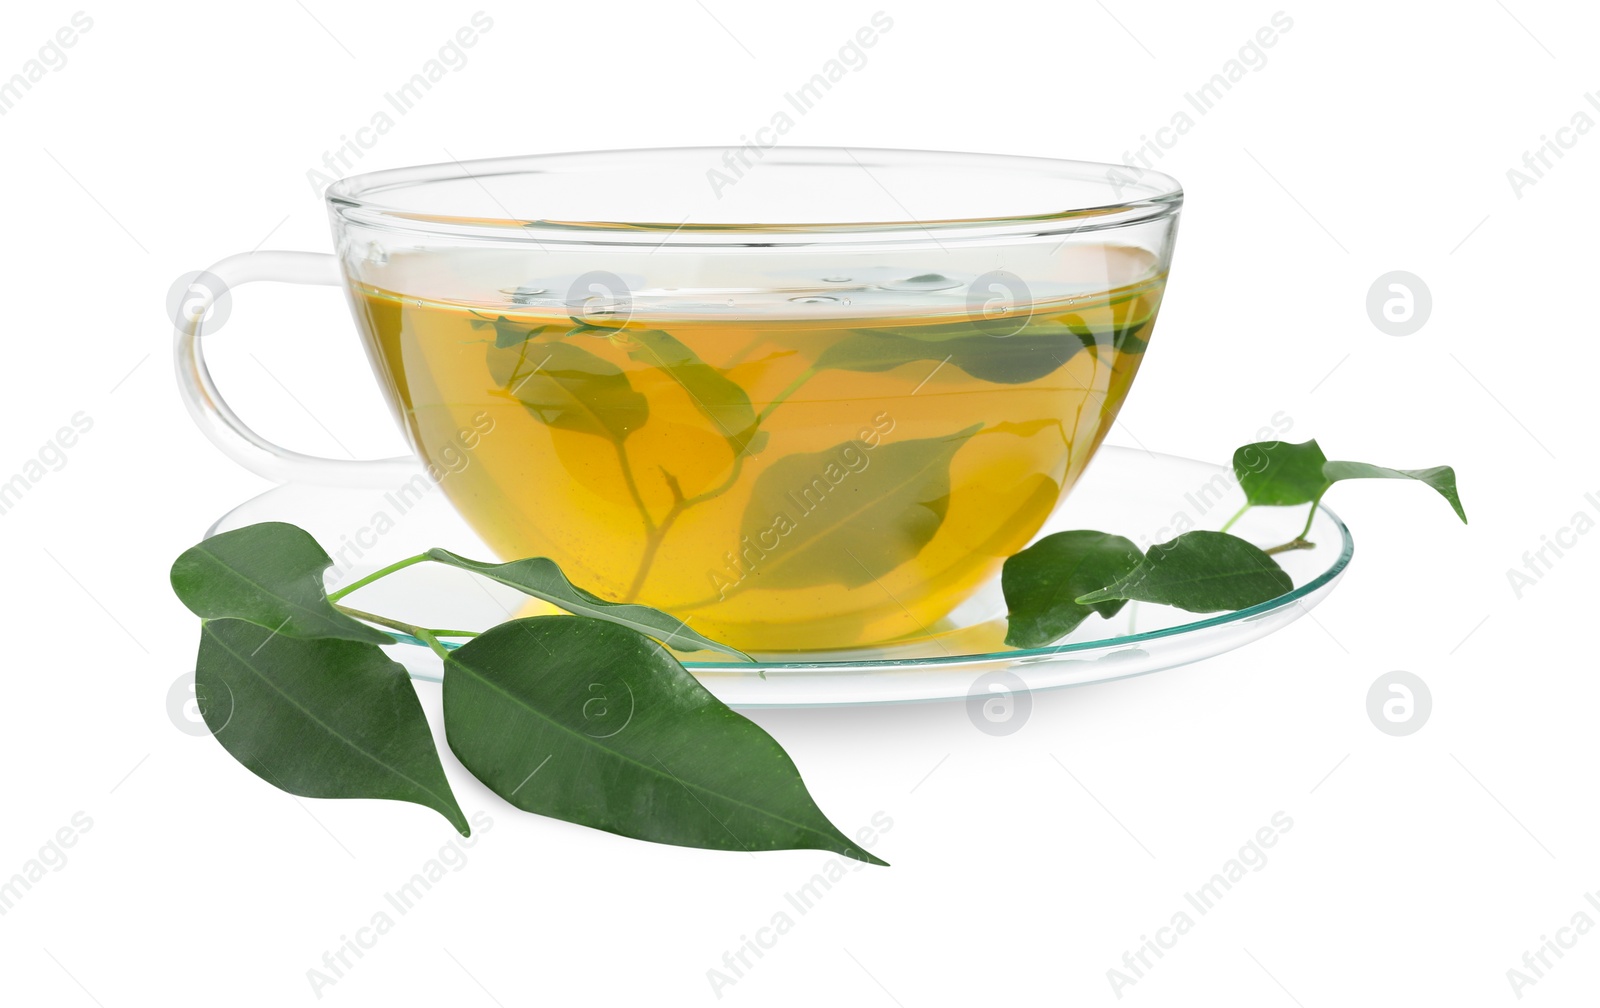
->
[1002,530,1144,648]
[1321,461,1467,522]
[735,425,980,589]
[487,339,647,441]
[625,329,767,455]
[197,618,468,834]
[170,522,393,645]
[1233,439,1331,506]
[443,616,884,863]
[424,548,750,660]
[1076,531,1293,612]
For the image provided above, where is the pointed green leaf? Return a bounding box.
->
[1076,531,1293,613]
[197,619,468,834]
[443,616,884,863]
[1002,530,1144,648]
[487,339,647,441]
[1322,461,1467,522]
[625,329,767,454]
[735,425,980,589]
[1233,439,1331,506]
[424,548,750,660]
[170,522,392,645]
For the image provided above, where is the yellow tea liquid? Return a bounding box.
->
[349,253,1163,650]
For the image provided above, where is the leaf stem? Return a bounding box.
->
[327,554,431,602]
[755,366,816,426]
[1262,538,1316,556]
[333,605,467,659]
[1219,503,1250,534]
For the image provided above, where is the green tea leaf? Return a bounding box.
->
[1076,531,1293,613]
[1321,461,1467,522]
[1001,530,1144,648]
[735,425,979,589]
[1062,313,1151,355]
[170,522,393,645]
[470,315,552,349]
[197,619,468,834]
[817,322,1085,385]
[625,329,766,454]
[1234,439,1331,506]
[443,616,884,863]
[487,339,647,441]
[424,548,750,660]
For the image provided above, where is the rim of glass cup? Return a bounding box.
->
[325,146,1183,248]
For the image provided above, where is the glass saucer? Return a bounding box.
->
[209,446,1352,707]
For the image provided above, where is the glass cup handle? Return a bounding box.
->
[173,250,419,488]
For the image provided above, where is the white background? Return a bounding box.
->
[2,0,1596,1004]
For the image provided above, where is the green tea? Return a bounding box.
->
[350,250,1163,650]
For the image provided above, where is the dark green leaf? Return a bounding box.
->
[197,619,467,834]
[170,522,392,645]
[1076,531,1293,613]
[1062,313,1151,354]
[443,616,884,863]
[625,329,766,454]
[487,339,647,441]
[1233,439,1331,506]
[735,425,980,589]
[1002,530,1144,648]
[1321,461,1467,522]
[424,548,750,660]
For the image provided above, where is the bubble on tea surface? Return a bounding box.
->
[882,273,963,292]
[502,285,549,305]
[821,275,853,283]
[789,295,841,304]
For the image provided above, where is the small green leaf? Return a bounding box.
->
[1233,439,1331,506]
[1076,531,1293,613]
[197,619,468,834]
[424,548,750,660]
[1321,461,1467,522]
[625,329,766,454]
[487,339,647,441]
[443,616,884,863]
[1002,531,1144,648]
[170,522,393,645]
[735,425,979,589]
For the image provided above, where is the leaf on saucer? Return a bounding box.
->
[1076,531,1293,613]
[1002,530,1144,648]
[443,616,884,863]
[170,522,393,645]
[424,548,750,660]
[1321,460,1466,522]
[1233,439,1331,506]
[197,618,468,834]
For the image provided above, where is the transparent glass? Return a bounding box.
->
[176,148,1182,651]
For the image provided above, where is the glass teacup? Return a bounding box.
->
[175,148,1181,651]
